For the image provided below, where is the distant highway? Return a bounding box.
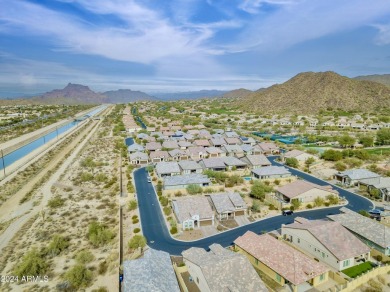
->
[134,158,373,255]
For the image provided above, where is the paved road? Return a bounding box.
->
[135,157,373,255]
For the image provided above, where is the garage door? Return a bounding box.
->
[235,210,245,216]
[200,219,213,226]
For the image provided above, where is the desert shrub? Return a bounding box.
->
[80,172,94,182]
[128,200,138,211]
[250,181,273,201]
[170,226,178,234]
[306,204,313,209]
[159,196,169,207]
[252,200,261,212]
[65,264,93,289]
[324,202,330,207]
[163,206,172,216]
[13,248,48,277]
[45,235,69,257]
[174,191,183,197]
[186,184,202,195]
[132,215,138,219]
[285,158,299,168]
[76,250,95,264]
[133,228,140,233]
[48,195,65,208]
[274,179,281,186]
[268,204,277,210]
[132,218,139,224]
[88,221,114,247]
[314,197,325,207]
[128,235,147,250]
[335,161,347,171]
[326,194,339,205]
[98,261,108,275]
[204,188,213,194]
[95,173,108,182]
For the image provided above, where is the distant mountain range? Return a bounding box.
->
[103,89,158,102]
[152,90,227,100]
[235,71,390,114]
[354,74,390,87]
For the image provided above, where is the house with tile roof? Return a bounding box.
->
[210,138,226,148]
[150,150,170,163]
[193,139,211,147]
[129,152,149,165]
[222,144,244,157]
[360,177,390,201]
[178,160,203,174]
[328,207,390,255]
[178,141,193,149]
[224,131,239,138]
[281,217,371,271]
[155,161,181,177]
[182,244,267,292]
[123,248,180,292]
[186,146,207,161]
[172,196,214,229]
[283,149,318,162]
[221,156,247,170]
[334,169,381,186]
[209,192,247,220]
[162,140,179,150]
[205,147,225,158]
[199,158,226,171]
[127,143,145,153]
[163,174,211,191]
[224,137,241,145]
[145,141,162,152]
[239,136,257,145]
[275,180,339,205]
[168,149,189,161]
[240,154,271,169]
[258,142,280,155]
[234,232,329,292]
[251,166,291,180]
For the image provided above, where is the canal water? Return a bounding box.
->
[0,105,107,171]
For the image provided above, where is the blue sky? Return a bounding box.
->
[1,0,390,96]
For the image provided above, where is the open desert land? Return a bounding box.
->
[0,105,125,292]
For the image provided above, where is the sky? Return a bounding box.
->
[1,0,390,97]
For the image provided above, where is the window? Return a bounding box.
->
[197,277,199,284]
[297,238,300,244]
[275,273,281,282]
[321,252,325,258]
[343,260,350,267]
[255,258,259,265]
[320,274,325,281]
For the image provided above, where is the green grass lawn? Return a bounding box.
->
[342,262,374,278]
[365,147,390,156]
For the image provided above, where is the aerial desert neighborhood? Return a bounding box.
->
[1,1,390,292]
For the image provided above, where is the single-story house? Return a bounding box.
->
[328,207,390,255]
[281,217,371,271]
[155,161,181,177]
[193,139,211,147]
[334,169,381,186]
[239,136,257,145]
[205,147,225,158]
[234,232,329,292]
[123,249,180,292]
[283,150,318,162]
[199,129,211,139]
[162,140,179,150]
[163,174,211,190]
[224,131,239,138]
[199,158,226,171]
[129,152,149,165]
[258,142,279,155]
[178,160,203,174]
[150,131,164,139]
[209,192,247,220]
[127,143,145,153]
[221,156,247,170]
[150,150,170,163]
[251,166,291,180]
[360,177,390,201]
[145,141,162,152]
[222,144,244,157]
[240,144,255,155]
[240,154,271,169]
[178,141,193,149]
[136,133,149,140]
[224,137,241,145]
[210,138,226,148]
[172,196,214,229]
[168,149,189,161]
[182,244,267,292]
[275,180,339,205]
[186,146,207,161]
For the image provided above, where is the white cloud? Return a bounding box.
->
[239,0,298,14]
[373,24,390,45]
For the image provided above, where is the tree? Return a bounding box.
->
[377,128,390,145]
[252,199,261,212]
[326,194,339,205]
[314,196,325,207]
[250,181,273,201]
[285,157,299,168]
[14,248,48,278]
[128,235,147,250]
[128,200,138,211]
[338,135,355,148]
[291,199,301,210]
[186,184,202,195]
[359,136,374,147]
[45,235,69,257]
[88,221,114,247]
[322,149,343,161]
[305,157,316,168]
[65,264,93,289]
[335,161,347,171]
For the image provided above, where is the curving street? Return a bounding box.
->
[134,157,373,255]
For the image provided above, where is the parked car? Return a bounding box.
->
[282,210,293,216]
[147,178,151,183]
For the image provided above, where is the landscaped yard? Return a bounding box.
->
[365,147,390,156]
[342,262,374,278]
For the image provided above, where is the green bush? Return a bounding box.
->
[285,158,299,168]
[98,261,108,275]
[76,250,95,264]
[128,200,138,211]
[132,218,139,224]
[186,184,202,195]
[250,181,273,201]
[306,204,313,209]
[163,206,172,216]
[335,161,347,171]
[159,196,169,207]
[14,248,48,278]
[48,195,65,209]
[45,235,69,257]
[128,235,147,250]
[133,228,141,233]
[132,215,138,219]
[80,172,94,182]
[324,202,330,207]
[95,173,108,182]
[314,197,325,207]
[174,191,183,196]
[65,264,93,289]
[88,221,114,247]
[170,226,178,234]
[268,204,277,210]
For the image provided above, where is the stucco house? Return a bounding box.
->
[205,146,225,158]
[172,196,214,229]
[145,141,162,152]
[162,140,179,150]
[127,143,144,153]
[240,154,271,169]
[155,161,181,177]
[129,151,149,165]
[123,248,180,292]
[222,156,247,170]
[281,217,371,271]
[199,158,226,171]
[209,192,247,220]
[234,232,329,292]
[251,166,291,180]
[210,138,226,148]
[178,160,203,174]
[186,146,207,161]
[149,150,170,163]
[328,207,390,256]
[163,174,211,190]
[182,244,267,292]
[222,144,244,157]
[275,180,339,205]
[334,169,381,186]
[283,150,318,162]
[258,142,280,155]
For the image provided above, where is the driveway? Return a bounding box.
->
[135,156,373,255]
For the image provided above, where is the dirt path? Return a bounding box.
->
[0,117,103,251]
